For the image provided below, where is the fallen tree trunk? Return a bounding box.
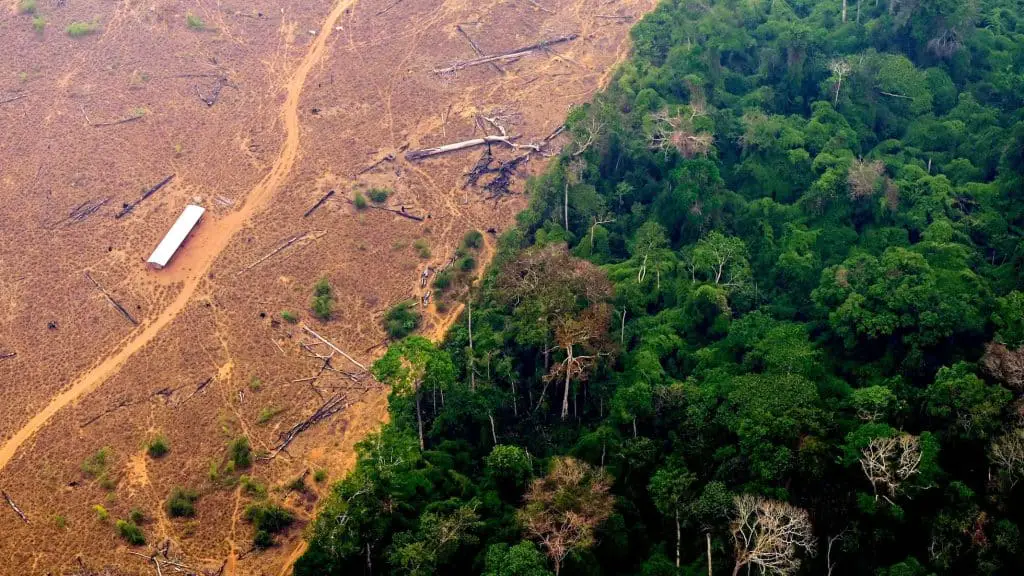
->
[301,325,368,371]
[85,272,139,326]
[0,94,27,105]
[433,33,578,74]
[456,25,503,74]
[115,175,174,219]
[0,352,16,361]
[303,190,335,217]
[91,113,145,128]
[406,136,515,160]
[2,491,28,523]
[356,153,396,175]
[238,230,326,274]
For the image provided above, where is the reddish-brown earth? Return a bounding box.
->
[0,0,655,573]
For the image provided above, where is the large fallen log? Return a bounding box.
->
[433,33,578,74]
[303,190,335,217]
[115,175,174,219]
[85,272,139,326]
[2,491,28,523]
[263,394,350,458]
[237,230,327,274]
[406,135,515,161]
[301,325,368,371]
[456,25,503,74]
[0,352,16,361]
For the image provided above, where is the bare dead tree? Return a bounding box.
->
[648,111,713,158]
[520,457,614,576]
[547,304,612,420]
[989,428,1024,489]
[847,159,886,199]
[860,434,923,500]
[980,342,1024,391]
[570,117,604,157]
[730,495,816,576]
[829,58,852,105]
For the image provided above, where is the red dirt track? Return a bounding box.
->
[0,0,654,573]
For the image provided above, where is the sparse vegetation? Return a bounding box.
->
[116,519,145,545]
[17,0,36,14]
[413,238,431,259]
[244,501,294,549]
[92,505,109,522]
[311,277,334,320]
[353,191,368,210]
[186,12,205,30]
[286,475,307,493]
[457,256,477,272]
[31,16,45,33]
[166,488,198,518]
[280,310,299,324]
[313,469,327,483]
[129,507,145,524]
[82,447,110,477]
[228,437,252,469]
[257,406,284,425]
[384,301,421,339]
[146,435,169,458]
[367,188,390,203]
[432,270,453,291]
[462,229,483,250]
[241,475,267,499]
[249,376,263,391]
[53,514,66,529]
[65,20,98,37]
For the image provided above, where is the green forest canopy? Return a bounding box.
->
[297,0,1024,574]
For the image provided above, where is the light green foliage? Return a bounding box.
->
[993,291,1024,347]
[280,310,299,324]
[116,519,145,545]
[32,15,46,33]
[186,12,205,30]
[383,301,420,339]
[65,20,98,37]
[228,437,253,469]
[413,238,431,258]
[244,501,294,548]
[53,514,66,529]
[313,468,328,483]
[482,542,553,576]
[462,230,484,250]
[925,362,1011,440]
[17,0,36,14]
[353,191,368,210]
[240,475,268,498]
[257,406,284,424]
[92,505,109,522]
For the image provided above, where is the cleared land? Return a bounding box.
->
[0,0,654,573]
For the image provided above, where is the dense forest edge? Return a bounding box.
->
[295,0,1024,573]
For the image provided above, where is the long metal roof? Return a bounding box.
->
[147,204,205,268]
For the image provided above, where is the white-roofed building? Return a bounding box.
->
[147,204,205,269]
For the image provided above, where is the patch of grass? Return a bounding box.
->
[32,16,45,33]
[130,508,145,524]
[82,447,111,477]
[384,301,421,339]
[130,106,147,118]
[432,270,453,291]
[229,437,252,469]
[93,505,109,522]
[18,0,36,14]
[313,469,328,483]
[413,239,431,259]
[367,188,390,203]
[186,12,205,30]
[244,502,294,549]
[54,514,67,529]
[240,475,267,499]
[166,487,198,518]
[66,20,99,37]
[392,240,408,251]
[353,191,368,210]
[280,310,299,324]
[116,519,145,545]
[249,376,263,392]
[257,406,284,425]
[146,435,169,458]
[286,475,307,493]
[462,229,484,249]
[311,277,334,320]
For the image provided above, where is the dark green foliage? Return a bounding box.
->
[146,435,169,458]
[116,520,145,545]
[353,192,368,210]
[462,230,484,250]
[280,310,299,324]
[298,1,1024,575]
[244,502,294,548]
[166,488,198,518]
[129,508,145,525]
[229,437,252,469]
[311,277,334,320]
[368,188,391,203]
[384,301,420,339]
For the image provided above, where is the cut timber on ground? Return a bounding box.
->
[0,352,16,361]
[456,25,503,75]
[304,190,336,217]
[432,33,578,74]
[346,199,426,221]
[237,230,327,274]
[115,175,174,219]
[85,272,139,326]
[2,491,28,523]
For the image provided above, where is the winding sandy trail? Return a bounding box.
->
[0,0,359,472]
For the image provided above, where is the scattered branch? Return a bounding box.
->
[0,352,15,361]
[115,175,174,219]
[303,190,335,217]
[432,34,578,74]
[0,94,27,105]
[456,25,503,74]
[237,230,327,274]
[85,272,139,326]
[2,491,28,523]
[356,153,396,175]
[301,325,368,371]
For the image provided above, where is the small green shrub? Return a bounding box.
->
[93,505,109,522]
[462,230,484,249]
[286,475,307,493]
[54,514,67,529]
[66,20,98,37]
[458,256,477,272]
[229,437,252,469]
[432,270,453,291]
[249,376,263,391]
[280,310,299,324]
[353,192,368,210]
[166,487,198,518]
[257,406,284,425]
[116,519,145,545]
[186,12,205,30]
[311,278,334,320]
[384,301,421,339]
[18,0,36,14]
[82,447,111,477]
[147,435,169,458]
[244,502,294,548]
[129,507,145,524]
[240,475,267,499]
[313,469,328,483]
[367,188,390,203]
[32,16,46,33]
[413,239,431,259]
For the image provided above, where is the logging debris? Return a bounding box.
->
[178,376,214,405]
[263,393,351,458]
[303,190,335,217]
[432,33,578,74]
[85,271,139,326]
[376,0,403,16]
[50,197,110,228]
[91,110,146,128]
[464,146,530,199]
[0,352,15,361]
[356,153,396,175]
[196,76,231,107]
[456,25,503,75]
[301,325,368,371]
[347,199,426,221]
[115,175,174,219]
[237,230,327,274]
[2,491,28,523]
[0,94,27,105]
[80,397,135,428]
